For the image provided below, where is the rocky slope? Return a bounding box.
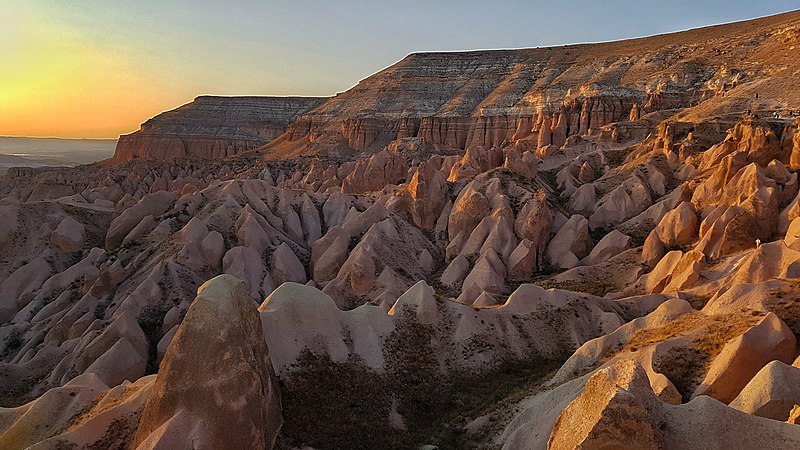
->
[2,10,800,450]
[263,10,800,160]
[112,96,326,163]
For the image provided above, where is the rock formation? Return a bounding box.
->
[2,10,800,450]
[132,275,282,450]
[113,96,325,162]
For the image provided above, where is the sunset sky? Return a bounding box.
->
[1,1,797,138]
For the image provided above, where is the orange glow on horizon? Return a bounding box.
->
[0,7,189,139]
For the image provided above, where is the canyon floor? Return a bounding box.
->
[2,10,800,450]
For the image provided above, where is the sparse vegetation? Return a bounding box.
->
[277,320,568,450]
[3,327,24,355]
[654,346,708,402]
[605,148,630,168]
[277,351,403,450]
[619,221,655,247]
[0,372,47,408]
[764,281,800,339]
[138,305,170,374]
[538,279,617,297]
[644,312,762,401]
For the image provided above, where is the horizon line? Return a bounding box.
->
[0,135,119,141]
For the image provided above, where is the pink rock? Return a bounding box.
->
[694,313,796,404]
[654,201,698,247]
[581,229,631,266]
[311,226,351,283]
[222,246,265,298]
[441,255,470,287]
[449,183,490,241]
[132,275,282,450]
[51,216,85,252]
[106,191,176,248]
[0,257,52,322]
[395,160,449,230]
[547,215,590,269]
[271,242,307,286]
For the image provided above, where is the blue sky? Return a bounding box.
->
[1,1,797,137]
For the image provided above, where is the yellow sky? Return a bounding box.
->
[0,8,186,139]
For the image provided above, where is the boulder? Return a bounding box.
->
[418,249,435,274]
[548,359,665,450]
[503,148,538,178]
[201,231,225,268]
[222,246,265,297]
[546,215,590,269]
[72,310,149,382]
[695,205,759,259]
[448,183,490,240]
[513,192,553,273]
[441,254,470,287]
[578,161,595,183]
[388,280,438,325]
[589,184,644,230]
[322,192,353,228]
[581,230,631,266]
[545,358,800,450]
[271,242,307,286]
[300,196,322,247]
[84,337,147,388]
[340,245,377,294]
[132,275,282,450]
[235,206,271,253]
[785,217,800,250]
[395,160,449,230]
[449,146,493,182]
[106,191,176,248]
[473,291,499,307]
[653,201,697,247]
[638,250,683,294]
[661,249,705,293]
[311,226,351,283]
[641,230,666,267]
[342,203,390,237]
[508,239,537,281]
[0,257,52,322]
[568,184,597,216]
[51,216,86,252]
[730,361,800,421]
[460,211,517,262]
[457,250,505,304]
[693,313,796,404]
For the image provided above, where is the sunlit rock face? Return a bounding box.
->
[132,275,282,450]
[265,10,798,160]
[113,96,326,162]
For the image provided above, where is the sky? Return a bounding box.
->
[1,1,797,139]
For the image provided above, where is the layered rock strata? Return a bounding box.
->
[113,96,325,162]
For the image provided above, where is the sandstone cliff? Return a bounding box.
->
[264,10,800,159]
[112,96,325,163]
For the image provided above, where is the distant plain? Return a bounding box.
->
[0,136,116,172]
